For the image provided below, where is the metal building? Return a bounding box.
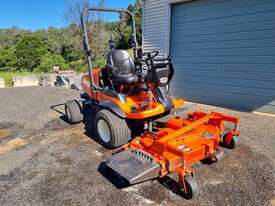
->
[142,0,275,114]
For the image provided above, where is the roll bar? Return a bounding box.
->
[81,7,138,91]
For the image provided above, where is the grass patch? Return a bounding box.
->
[0,71,41,87]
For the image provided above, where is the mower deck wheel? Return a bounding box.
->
[95,109,131,148]
[223,134,239,149]
[65,100,83,124]
[184,175,199,199]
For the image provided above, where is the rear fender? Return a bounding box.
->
[99,100,126,118]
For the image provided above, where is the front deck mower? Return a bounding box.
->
[106,111,240,198]
[65,7,240,198]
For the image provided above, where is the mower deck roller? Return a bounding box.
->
[105,111,240,196]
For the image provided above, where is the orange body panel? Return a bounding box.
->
[82,70,184,119]
[127,112,240,177]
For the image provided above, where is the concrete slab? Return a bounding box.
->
[12,75,39,87]
[40,74,57,86]
[56,74,71,88]
[56,73,83,90]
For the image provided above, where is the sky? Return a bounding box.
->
[0,0,135,30]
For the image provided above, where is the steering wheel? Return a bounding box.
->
[136,50,159,67]
[142,50,159,59]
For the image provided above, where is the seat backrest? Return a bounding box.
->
[107,49,136,75]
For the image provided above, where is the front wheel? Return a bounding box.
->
[65,100,83,124]
[95,110,131,148]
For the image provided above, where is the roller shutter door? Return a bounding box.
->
[170,0,275,114]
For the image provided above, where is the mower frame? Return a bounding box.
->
[81,7,138,92]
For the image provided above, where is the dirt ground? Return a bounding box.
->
[0,86,274,206]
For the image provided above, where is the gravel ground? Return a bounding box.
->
[0,86,274,206]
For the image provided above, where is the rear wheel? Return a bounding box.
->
[65,100,83,124]
[95,109,131,148]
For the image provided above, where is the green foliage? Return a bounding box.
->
[36,53,69,72]
[0,27,30,50]
[117,0,142,49]
[15,35,47,71]
[0,48,16,72]
[69,60,86,73]
[0,71,13,87]
[93,58,106,68]
[128,0,142,45]
[0,0,142,74]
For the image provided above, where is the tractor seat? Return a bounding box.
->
[112,73,139,85]
[107,49,140,86]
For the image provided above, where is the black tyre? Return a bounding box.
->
[95,109,131,148]
[223,134,239,149]
[184,175,199,199]
[65,100,83,124]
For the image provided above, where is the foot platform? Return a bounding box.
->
[105,151,160,185]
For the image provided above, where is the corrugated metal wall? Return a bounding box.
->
[169,0,275,113]
[142,0,169,56]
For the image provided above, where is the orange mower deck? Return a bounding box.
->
[106,111,240,196]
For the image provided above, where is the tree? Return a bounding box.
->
[15,35,47,71]
[128,0,142,46]
[0,48,16,72]
[117,0,142,49]
[64,0,90,25]
[64,0,110,61]
[0,0,142,73]
[0,27,29,50]
[36,53,69,72]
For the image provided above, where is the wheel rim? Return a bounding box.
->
[97,119,111,143]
